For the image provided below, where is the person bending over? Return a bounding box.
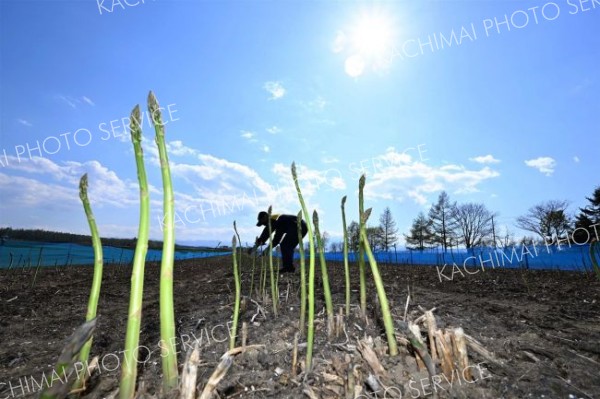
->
[249,211,308,273]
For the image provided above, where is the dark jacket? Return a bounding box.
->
[257,214,307,247]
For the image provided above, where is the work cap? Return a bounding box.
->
[256,211,269,226]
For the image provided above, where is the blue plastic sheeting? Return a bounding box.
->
[0,240,230,268]
[291,244,595,272]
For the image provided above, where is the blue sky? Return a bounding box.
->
[1,0,598,247]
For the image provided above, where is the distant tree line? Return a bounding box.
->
[0,228,224,252]
[403,185,600,251]
[323,185,599,253]
[325,206,399,253]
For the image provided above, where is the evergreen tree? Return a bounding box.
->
[574,186,600,243]
[404,212,434,251]
[427,191,457,252]
[379,207,398,251]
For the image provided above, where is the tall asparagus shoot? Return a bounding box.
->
[291,162,316,371]
[75,174,103,389]
[233,221,243,282]
[297,211,307,333]
[119,105,150,399]
[267,206,278,316]
[360,207,398,356]
[249,244,256,299]
[149,91,178,390]
[313,210,334,337]
[260,251,267,300]
[358,175,367,316]
[230,236,241,350]
[341,196,350,316]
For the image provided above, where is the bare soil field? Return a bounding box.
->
[1,256,599,398]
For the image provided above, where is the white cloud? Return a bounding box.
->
[1,156,138,208]
[17,119,32,127]
[469,154,500,164]
[321,156,339,164]
[55,95,78,108]
[345,54,366,77]
[272,162,347,196]
[304,96,327,112]
[573,156,580,163]
[0,139,329,242]
[240,130,255,140]
[524,157,556,176]
[164,152,321,230]
[263,145,270,153]
[266,126,281,134]
[167,140,197,157]
[54,94,96,108]
[264,81,286,100]
[82,96,95,106]
[356,148,500,204]
[0,172,78,210]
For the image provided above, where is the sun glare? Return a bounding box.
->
[352,13,394,58]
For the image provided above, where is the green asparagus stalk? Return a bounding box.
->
[358,175,367,316]
[119,105,150,399]
[230,236,241,349]
[297,211,307,334]
[233,221,243,282]
[267,206,278,316]
[31,247,44,288]
[260,251,267,300]
[249,244,256,300]
[360,207,398,356]
[291,162,316,371]
[341,196,350,316]
[313,210,334,337]
[74,174,103,390]
[149,91,178,390]
[42,320,97,399]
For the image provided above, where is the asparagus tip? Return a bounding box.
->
[79,173,88,198]
[359,174,366,188]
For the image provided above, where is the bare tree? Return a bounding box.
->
[378,207,398,251]
[346,221,360,252]
[321,231,330,253]
[365,226,384,250]
[451,203,496,249]
[329,241,342,253]
[404,212,434,251]
[498,227,516,248]
[516,200,571,241]
[428,191,457,252]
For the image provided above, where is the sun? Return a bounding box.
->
[351,12,395,59]
[338,9,398,76]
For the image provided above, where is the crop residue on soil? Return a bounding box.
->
[1,256,599,398]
